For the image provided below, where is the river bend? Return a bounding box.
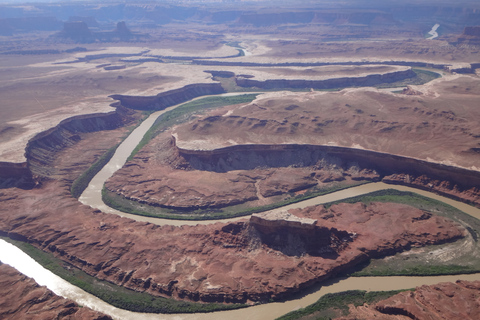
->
[2,93,480,319]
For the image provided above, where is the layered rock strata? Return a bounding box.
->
[235,68,416,89]
[25,106,140,179]
[0,182,464,303]
[161,77,480,208]
[105,135,380,210]
[336,280,480,320]
[109,83,225,111]
[0,262,111,320]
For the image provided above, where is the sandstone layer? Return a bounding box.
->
[105,135,379,211]
[0,262,111,320]
[335,280,480,320]
[0,179,464,303]
[235,67,415,89]
[107,75,480,211]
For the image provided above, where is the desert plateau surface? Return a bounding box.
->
[1,1,480,319]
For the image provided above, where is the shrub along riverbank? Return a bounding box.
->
[0,236,247,313]
[326,189,480,277]
[276,289,409,320]
[102,181,369,221]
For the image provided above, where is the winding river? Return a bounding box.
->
[427,24,440,40]
[2,93,480,319]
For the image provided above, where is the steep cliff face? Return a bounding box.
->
[178,143,480,199]
[0,184,465,304]
[250,211,354,257]
[105,135,381,211]
[25,106,138,178]
[0,162,34,189]
[109,83,225,111]
[0,262,112,320]
[235,68,416,89]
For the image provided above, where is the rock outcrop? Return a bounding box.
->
[109,83,225,111]
[235,68,415,89]
[0,182,465,303]
[0,162,34,189]
[250,211,354,257]
[0,262,111,320]
[336,280,480,320]
[106,132,480,212]
[25,106,139,178]
[105,135,381,211]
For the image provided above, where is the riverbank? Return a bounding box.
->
[1,238,479,320]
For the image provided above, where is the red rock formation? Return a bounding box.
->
[383,173,480,207]
[401,85,423,95]
[0,262,111,320]
[109,83,225,111]
[0,181,464,303]
[105,135,380,211]
[336,280,480,320]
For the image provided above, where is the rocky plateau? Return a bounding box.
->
[0,262,111,320]
[0,179,465,303]
[335,280,480,320]
[106,75,480,212]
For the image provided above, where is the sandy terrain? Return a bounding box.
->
[173,74,480,170]
[0,45,414,163]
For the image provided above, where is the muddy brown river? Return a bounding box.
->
[2,93,480,319]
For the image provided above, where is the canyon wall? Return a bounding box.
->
[0,262,112,320]
[109,83,225,111]
[25,106,137,178]
[0,162,34,189]
[193,59,447,69]
[177,143,480,205]
[235,68,416,89]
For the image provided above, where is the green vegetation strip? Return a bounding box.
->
[0,236,246,313]
[216,68,440,93]
[71,145,118,198]
[276,289,409,320]
[325,189,480,277]
[128,94,259,160]
[374,68,441,89]
[70,111,153,199]
[102,181,369,221]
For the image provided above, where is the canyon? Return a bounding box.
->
[1,1,480,318]
[0,180,465,303]
[105,75,480,216]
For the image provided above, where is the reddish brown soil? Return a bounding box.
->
[105,135,378,210]
[107,75,480,210]
[336,280,480,320]
[0,178,464,303]
[0,262,111,320]
[174,76,480,170]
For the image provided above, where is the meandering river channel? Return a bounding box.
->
[2,93,480,319]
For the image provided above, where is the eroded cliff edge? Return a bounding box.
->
[0,183,465,303]
[0,262,112,320]
[107,76,480,212]
[335,280,480,320]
